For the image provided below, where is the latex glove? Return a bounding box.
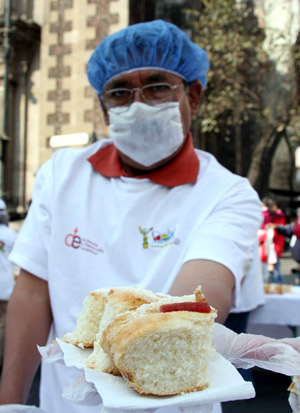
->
[212,323,300,375]
[281,338,300,353]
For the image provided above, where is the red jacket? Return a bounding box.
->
[293,217,300,239]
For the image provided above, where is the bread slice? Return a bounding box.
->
[264,283,293,294]
[85,286,162,374]
[62,288,109,348]
[288,375,300,412]
[102,290,217,395]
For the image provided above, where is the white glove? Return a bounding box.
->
[212,323,300,375]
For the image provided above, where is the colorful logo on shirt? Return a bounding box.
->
[64,228,103,255]
[138,227,179,249]
[0,241,5,252]
[138,227,153,249]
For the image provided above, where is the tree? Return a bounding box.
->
[188,0,267,176]
[188,0,299,198]
[130,0,300,199]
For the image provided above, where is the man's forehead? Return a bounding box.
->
[104,69,183,91]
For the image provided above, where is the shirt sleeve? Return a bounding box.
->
[183,177,262,309]
[275,223,294,238]
[9,159,54,281]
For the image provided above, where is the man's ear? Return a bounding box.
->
[186,81,202,114]
[98,94,110,125]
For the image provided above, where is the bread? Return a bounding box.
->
[62,288,109,348]
[264,283,293,294]
[62,285,216,396]
[289,375,300,412]
[102,289,217,395]
[85,286,162,374]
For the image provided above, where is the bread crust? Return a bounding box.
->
[102,299,216,395]
[62,288,109,348]
[61,285,216,396]
[129,378,209,396]
[103,309,216,356]
[288,375,300,412]
[85,286,161,373]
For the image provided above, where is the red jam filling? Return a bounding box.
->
[159,301,211,313]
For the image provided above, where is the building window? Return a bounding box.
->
[129,0,198,30]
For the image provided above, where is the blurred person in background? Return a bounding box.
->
[258,198,286,283]
[258,198,277,282]
[273,207,300,285]
[270,201,286,283]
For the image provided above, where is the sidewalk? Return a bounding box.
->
[280,250,300,285]
[222,367,292,412]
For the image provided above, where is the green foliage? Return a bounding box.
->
[288,36,300,149]
[186,0,268,137]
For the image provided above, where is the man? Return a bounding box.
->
[0,20,263,412]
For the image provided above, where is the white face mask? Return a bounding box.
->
[108,102,184,167]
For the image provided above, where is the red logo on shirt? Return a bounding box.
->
[64,228,103,255]
[65,228,81,249]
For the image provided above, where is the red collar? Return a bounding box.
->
[87,132,199,187]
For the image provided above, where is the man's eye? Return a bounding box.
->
[109,89,129,98]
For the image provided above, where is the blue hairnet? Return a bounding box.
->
[87,20,209,94]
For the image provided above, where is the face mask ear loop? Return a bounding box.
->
[97,93,111,125]
[177,81,189,104]
[184,81,189,94]
[97,93,105,111]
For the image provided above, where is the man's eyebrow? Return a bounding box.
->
[144,73,170,82]
[105,80,129,90]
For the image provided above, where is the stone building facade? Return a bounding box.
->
[0,0,195,213]
[0,0,129,213]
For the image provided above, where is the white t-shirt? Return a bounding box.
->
[10,140,263,413]
[0,224,17,300]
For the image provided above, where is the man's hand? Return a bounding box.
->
[213,323,300,376]
[0,270,52,405]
